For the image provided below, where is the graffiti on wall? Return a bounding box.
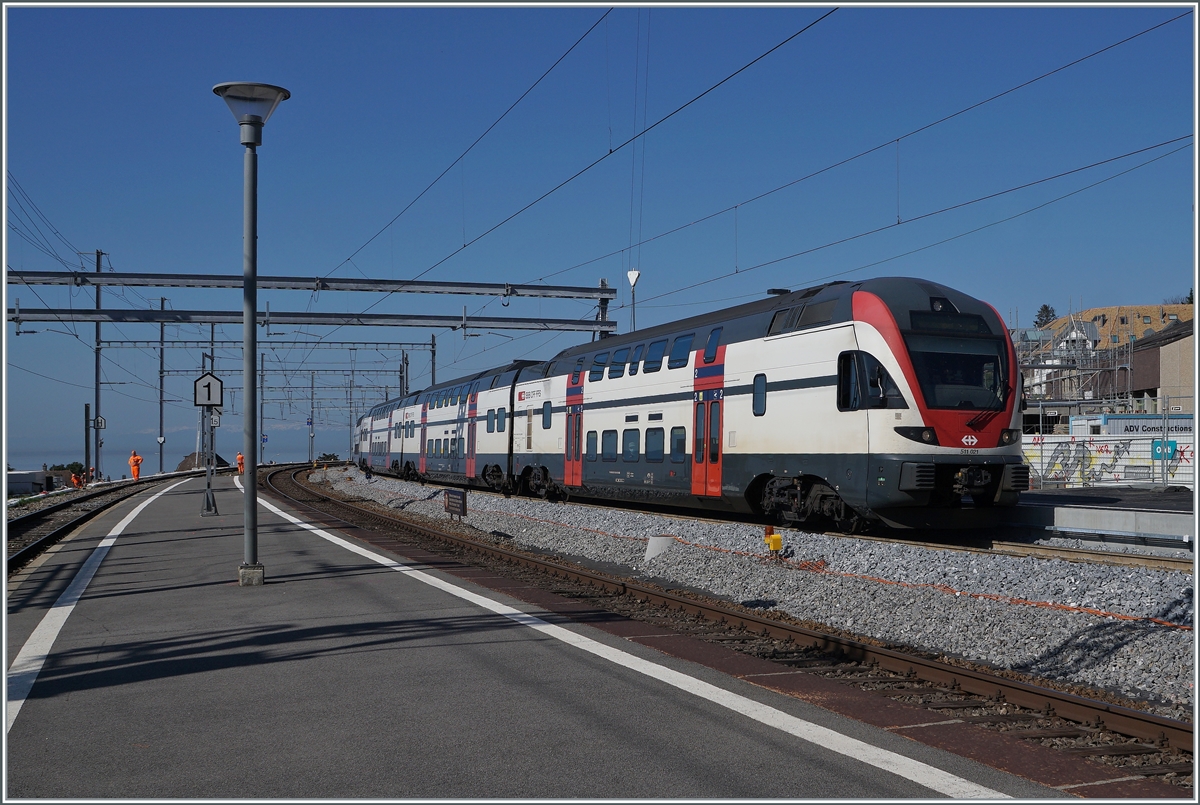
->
[1023,435,1194,488]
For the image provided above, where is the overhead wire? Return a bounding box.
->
[522,7,1195,288]
[311,7,839,387]
[629,139,1194,309]
[282,9,617,375]
[407,8,840,285]
[323,7,616,282]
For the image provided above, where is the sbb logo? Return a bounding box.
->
[961,435,978,446]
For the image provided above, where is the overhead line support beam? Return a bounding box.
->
[7,270,617,301]
[9,308,616,333]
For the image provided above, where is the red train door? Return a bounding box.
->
[418,403,428,474]
[564,362,584,486]
[466,391,478,479]
[691,343,726,497]
[386,409,394,470]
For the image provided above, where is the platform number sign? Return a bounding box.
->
[194,372,224,407]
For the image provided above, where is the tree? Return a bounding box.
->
[318,452,340,462]
[1163,289,1193,305]
[1034,304,1057,328]
[49,462,85,475]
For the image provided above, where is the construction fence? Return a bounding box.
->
[1022,434,1194,490]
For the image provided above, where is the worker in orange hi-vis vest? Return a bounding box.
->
[236,452,245,476]
[129,450,143,481]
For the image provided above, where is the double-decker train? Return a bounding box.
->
[352,276,1029,529]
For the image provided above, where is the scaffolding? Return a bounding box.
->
[1014,313,1139,431]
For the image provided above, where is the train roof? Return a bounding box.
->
[365,276,1002,413]
[545,276,1001,364]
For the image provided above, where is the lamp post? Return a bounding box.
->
[214,81,290,587]
[627,268,640,332]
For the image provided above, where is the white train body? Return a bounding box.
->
[354,277,1028,528]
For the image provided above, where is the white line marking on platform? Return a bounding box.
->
[241,477,1009,799]
[6,479,193,733]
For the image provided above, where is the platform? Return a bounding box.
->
[1007,485,1195,543]
[5,475,1175,798]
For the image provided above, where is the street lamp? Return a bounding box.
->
[214,81,290,587]
[627,268,640,332]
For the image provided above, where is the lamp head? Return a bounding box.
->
[213,82,290,146]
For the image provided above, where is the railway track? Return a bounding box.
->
[329,465,1193,573]
[265,466,1192,784]
[5,471,208,575]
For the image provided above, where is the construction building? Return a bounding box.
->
[1013,304,1194,433]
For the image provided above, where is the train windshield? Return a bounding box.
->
[904,334,1007,410]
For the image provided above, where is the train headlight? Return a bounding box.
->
[999,429,1022,446]
[895,427,939,445]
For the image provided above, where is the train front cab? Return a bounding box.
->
[851,287,1028,528]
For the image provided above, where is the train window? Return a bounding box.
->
[497,407,507,432]
[609,347,630,379]
[694,404,706,463]
[861,353,907,409]
[601,430,618,462]
[487,409,496,433]
[628,344,645,376]
[542,400,552,429]
[767,308,794,336]
[589,353,609,382]
[667,334,695,369]
[426,439,433,457]
[643,339,668,373]
[797,300,836,328]
[646,428,665,463]
[622,429,640,462]
[625,414,638,423]
[586,431,598,461]
[436,439,443,457]
[571,360,584,385]
[709,402,721,464]
[648,412,662,421]
[394,424,402,439]
[703,328,722,364]
[565,415,574,460]
[837,352,862,411]
[753,374,767,416]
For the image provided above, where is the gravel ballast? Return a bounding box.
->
[316,467,1194,717]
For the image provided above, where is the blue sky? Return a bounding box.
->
[4,4,1196,473]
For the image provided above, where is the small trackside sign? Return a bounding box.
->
[444,488,467,519]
